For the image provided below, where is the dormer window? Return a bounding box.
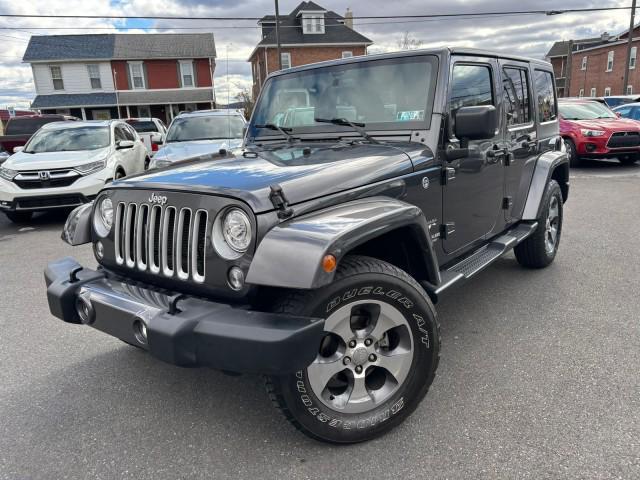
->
[302,14,325,34]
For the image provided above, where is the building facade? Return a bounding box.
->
[23,34,217,124]
[547,27,640,98]
[249,1,372,99]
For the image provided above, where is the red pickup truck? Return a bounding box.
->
[0,114,77,154]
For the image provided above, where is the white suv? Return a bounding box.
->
[149,110,246,169]
[0,120,148,223]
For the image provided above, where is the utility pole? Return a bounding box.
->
[623,0,636,95]
[275,0,282,70]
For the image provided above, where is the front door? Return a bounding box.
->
[443,57,505,255]
[499,60,537,222]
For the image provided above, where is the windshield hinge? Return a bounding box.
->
[269,184,294,220]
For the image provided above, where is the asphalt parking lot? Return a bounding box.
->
[1,160,639,480]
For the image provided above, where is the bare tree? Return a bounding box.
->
[235,85,254,119]
[397,31,423,50]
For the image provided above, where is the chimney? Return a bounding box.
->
[345,7,353,29]
[601,32,611,41]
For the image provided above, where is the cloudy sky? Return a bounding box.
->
[0,0,632,108]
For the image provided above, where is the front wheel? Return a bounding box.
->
[265,256,440,443]
[619,154,639,165]
[515,179,563,269]
[564,138,580,168]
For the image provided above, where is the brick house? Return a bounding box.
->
[23,34,217,124]
[248,1,373,98]
[546,27,640,98]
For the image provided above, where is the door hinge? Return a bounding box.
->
[440,167,456,185]
[502,196,513,210]
[440,222,456,239]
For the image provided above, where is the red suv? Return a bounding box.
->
[558,99,640,166]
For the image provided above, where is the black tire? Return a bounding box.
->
[265,255,440,444]
[4,211,33,223]
[514,179,563,269]
[564,138,580,168]
[144,157,150,170]
[114,168,126,179]
[619,154,639,165]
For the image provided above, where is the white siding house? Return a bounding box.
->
[31,62,115,95]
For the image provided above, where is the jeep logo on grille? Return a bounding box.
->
[148,193,168,205]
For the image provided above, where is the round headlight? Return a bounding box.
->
[223,208,251,252]
[94,197,113,237]
[212,208,252,260]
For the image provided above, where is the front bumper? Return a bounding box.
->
[45,257,325,374]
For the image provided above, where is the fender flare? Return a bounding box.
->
[522,150,569,220]
[246,196,440,289]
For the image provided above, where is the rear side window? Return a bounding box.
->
[6,118,60,135]
[533,70,557,123]
[450,63,494,133]
[503,67,531,126]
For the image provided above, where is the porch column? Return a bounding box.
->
[169,104,174,121]
[80,108,87,120]
[126,105,131,118]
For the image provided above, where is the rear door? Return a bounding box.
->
[499,60,537,222]
[442,56,505,255]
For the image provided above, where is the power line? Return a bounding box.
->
[0,6,631,21]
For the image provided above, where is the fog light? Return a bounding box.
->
[227,266,245,291]
[95,241,104,259]
[133,319,148,344]
[75,296,94,324]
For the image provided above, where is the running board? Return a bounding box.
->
[423,221,538,301]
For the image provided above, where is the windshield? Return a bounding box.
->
[559,102,617,120]
[6,118,62,135]
[250,55,438,138]
[24,126,110,153]
[126,120,158,133]
[166,116,245,142]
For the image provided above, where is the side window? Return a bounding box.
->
[615,106,631,117]
[502,67,531,126]
[632,107,640,121]
[114,126,127,142]
[533,70,557,123]
[124,125,136,140]
[450,63,494,134]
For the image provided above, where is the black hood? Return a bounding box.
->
[114,142,417,213]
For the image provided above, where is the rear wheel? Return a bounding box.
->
[114,168,126,180]
[564,138,580,168]
[515,179,563,269]
[265,255,440,444]
[4,211,33,223]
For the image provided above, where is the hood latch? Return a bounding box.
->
[269,184,294,220]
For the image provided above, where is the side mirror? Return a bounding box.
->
[454,105,498,142]
[116,140,135,150]
[13,146,24,153]
[151,134,163,145]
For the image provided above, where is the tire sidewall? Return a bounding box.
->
[565,138,580,168]
[540,180,563,262]
[275,269,439,443]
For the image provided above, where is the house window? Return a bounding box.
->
[128,62,145,89]
[590,87,596,97]
[137,105,151,118]
[280,52,291,70]
[604,87,611,96]
[581,56,587,70]
[302,14,325,34]
[179,60,194,88]
[49,65,64,90]
[627,85,633,94]
[342,51,353,58]
[606,51,614,72]
[86,64,101,89]
[578,88,584,97]
[630,47,637,69]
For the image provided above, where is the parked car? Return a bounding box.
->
[149,110,246,169]
[0,149,9,165]
[602,95,640,108]
[0,114,77,154]
[612,102,640,121]
[0,120,148,223]
[46,48,568,443]
[559,99,640,166]
[125,117,167,159]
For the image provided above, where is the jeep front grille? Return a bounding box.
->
[114,202,208,283]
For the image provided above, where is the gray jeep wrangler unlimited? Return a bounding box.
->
[45,48,568,444]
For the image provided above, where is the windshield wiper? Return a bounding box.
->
[314,118,379,144]
[255,123,296,143]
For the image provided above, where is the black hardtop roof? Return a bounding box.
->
[266,46,552,79]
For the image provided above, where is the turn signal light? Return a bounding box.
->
[322,254,337,273]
